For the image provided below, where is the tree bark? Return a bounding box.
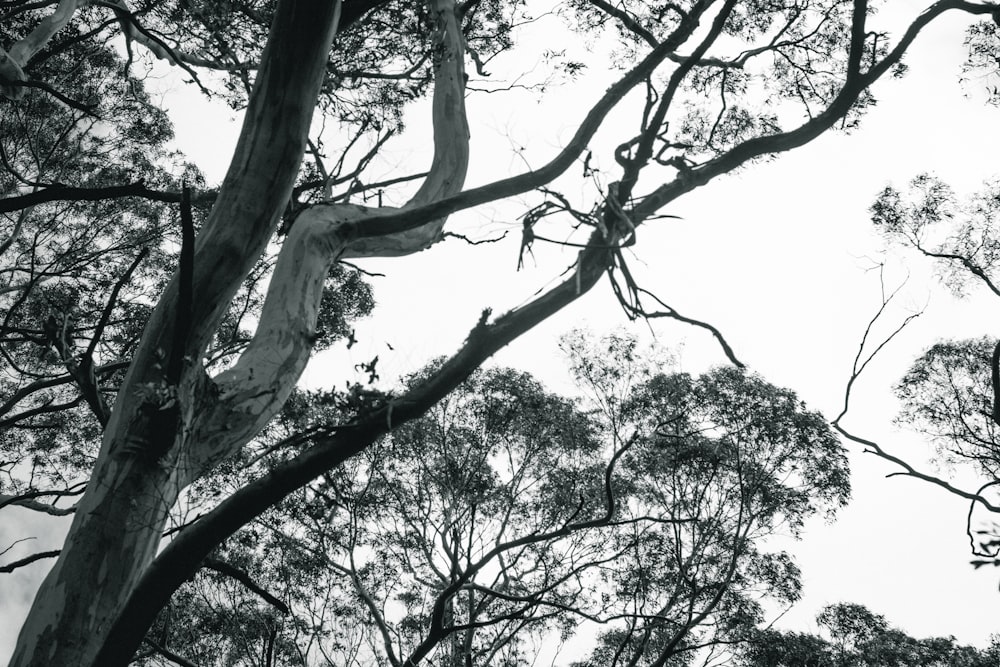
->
[9,1,343,664]
[10,0,475,662]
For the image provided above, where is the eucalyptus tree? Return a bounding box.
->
[737,602,1000,667]
[128,345,848,667]
[2,0,998,665]
[563,332,849,667]
[837,175,1000,568]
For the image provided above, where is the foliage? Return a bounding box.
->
[871,174,1000,296]
[137,336,849,666]
[895,337,1000,476]
[737,603,1000,667]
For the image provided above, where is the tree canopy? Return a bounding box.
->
[122,333,850,665]
[738,602,1000,667]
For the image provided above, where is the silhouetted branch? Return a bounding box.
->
[202,557,289,614]
[0,182,213,213]
[834,271,1000,515]
[0,550,60,574]
[6,79,99,116]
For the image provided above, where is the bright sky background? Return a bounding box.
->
[3,2,1000,663]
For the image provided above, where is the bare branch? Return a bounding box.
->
[833,271,1000,515]
[0,182,210,213]
[0,550,60,574]
[201,557,290,615]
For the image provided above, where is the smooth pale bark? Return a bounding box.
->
[0,0,79,98]
[9,1,344,664]
[183,0,470,482]
[12,0,470,663]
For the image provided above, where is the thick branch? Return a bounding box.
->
[0,550,61,574]
[336,0,471,259]
[0,182,209,214]
[1,0,79,99]
[303,9,702,245]
[182,0,470,479]
[9,2,345,664]
[630,0,999,222]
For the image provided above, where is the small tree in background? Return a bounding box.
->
[738,602,1000,667]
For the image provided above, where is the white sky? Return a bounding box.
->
[3,2,1000,663]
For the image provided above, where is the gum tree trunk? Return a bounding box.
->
[10,0,476,661]
[9,1,343,663]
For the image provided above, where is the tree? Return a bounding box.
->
[836,173,1000,569]
[1,0,997,665]
[119,335,848,666]
[560,331,850,667]
[737,602,1000,667]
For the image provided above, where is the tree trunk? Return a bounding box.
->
[8,1,343,664]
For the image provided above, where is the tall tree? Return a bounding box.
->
[117,339,848,666]
[838,173,1000,568]
[564,332,849,667]
[1,0,997,665]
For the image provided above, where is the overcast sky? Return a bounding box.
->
[3,2,1000,662]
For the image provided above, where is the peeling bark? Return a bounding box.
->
[183,0,470,479]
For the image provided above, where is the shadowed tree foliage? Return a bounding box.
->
[737,602,1000,667]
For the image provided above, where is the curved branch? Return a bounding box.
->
[628,286,745,368]
[630,0,1000,222]
[7,0,79,63]
[182,0,471,479]
[834,422,1000,513]
[4,78,99,116]
[302,5,706,245]
[1,0,79,100]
